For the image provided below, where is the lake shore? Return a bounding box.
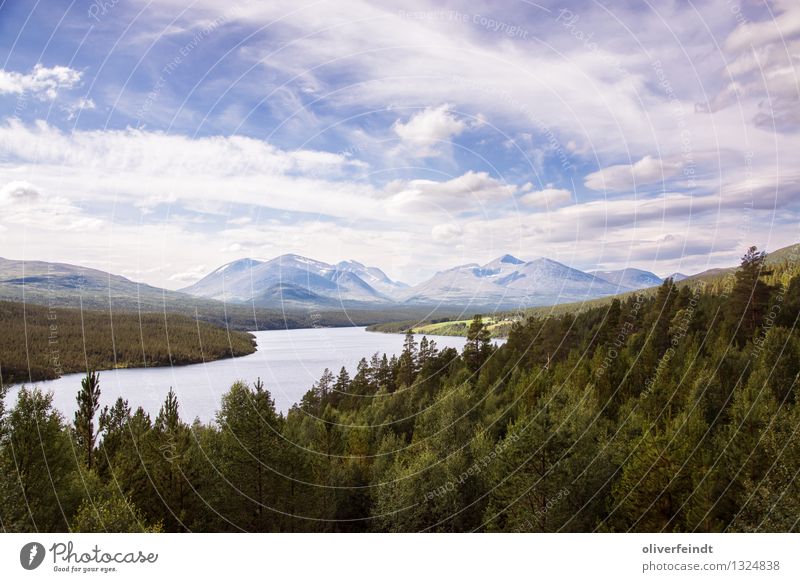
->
[5,326,473,421]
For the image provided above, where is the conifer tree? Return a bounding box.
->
[463,315,492,373]
[6,388,78,531]
[397,329,418,387]
[96,397,131,478]
[74,371,101,469]
[726,246,773,346]
[213,378,285,531]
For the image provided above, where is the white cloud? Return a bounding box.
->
[0,119,375,219]
[431,223,462,242]
[204,1,669,155]
[0,120,533,286]
[520,187,572,209]
[0,64,83,100]
[724,3,800,53]
[0,181,41,205]
[64,97,96,120]
[385,171,517,214]
[0,180,102,232]
[707,3,800,131]
[2,1,799,284]
[169,265,208,283]
[392,104,469,158]
[584,156,682,192]
[0,119,364,178]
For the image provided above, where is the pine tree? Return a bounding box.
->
[213,379,286,531]
[463,315,492,373]
[96,397,131,478]
[349,358,372,397]
[316,368,335,401]
[74,371,101,469]
[726,246,773,346]
[397,329,418,387]
[333,366,351,398]
[151,388,198,531]
[5,387,79,531]
[376,354,393,391]
[486,382,608,532]
[418,336,438,367]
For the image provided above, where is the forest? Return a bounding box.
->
[1,246,799,532]
[0,301,256,384]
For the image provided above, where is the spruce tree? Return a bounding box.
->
[74,371,101,469]
[6,388,79,531]
[214,379,285,531]
[463,315,492,373]
[397,329,418,387]
[726,246,773,346]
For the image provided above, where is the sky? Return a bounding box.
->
[0,0,798,289]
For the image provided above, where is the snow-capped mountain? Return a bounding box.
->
[182,253,692,309]
[178,257,262,300]
[400,254,626,307]
[589,268,663,291]
[336,260,409,297]
[666,272,688,282]
[180,254,397,305]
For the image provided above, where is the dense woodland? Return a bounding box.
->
[2,246,800,532]
[0,301,257,384]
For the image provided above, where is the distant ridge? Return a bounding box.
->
[13,245,797,314]
[182,253,671,309]
[589,268,663,291]
[180,254,397,307]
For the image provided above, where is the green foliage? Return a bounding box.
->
[209,378,290,531]
[2,247,800,532]
[725,246,774,346]
[71,476,162,533]
[1,387,80,531]
[74,371,101,469]
[463,315,493,373]
[0,300,257,384]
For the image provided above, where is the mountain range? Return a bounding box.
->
[0,256,456,330]
[179,253,679,309]
[8,246,791,316]
[180,254,404,307]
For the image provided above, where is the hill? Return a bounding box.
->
[0,300,257,385]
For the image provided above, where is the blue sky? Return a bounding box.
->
[0,0,798,288]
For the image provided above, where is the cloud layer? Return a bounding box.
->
[0,1,798,287]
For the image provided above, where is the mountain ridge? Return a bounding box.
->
[11,246,797,314]
[181,253,676,309]
[588,268,664,291]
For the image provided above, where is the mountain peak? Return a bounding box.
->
[497,254,524,265]
[270,254,330,268]
[336,259,409,293]
[213,257,261,274]
[337,259,366,269]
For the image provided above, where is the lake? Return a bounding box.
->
[7,327,489,422]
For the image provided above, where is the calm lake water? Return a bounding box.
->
[8,327,487,422]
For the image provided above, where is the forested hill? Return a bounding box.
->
[0,300,257,385]
[2,246,800,532]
